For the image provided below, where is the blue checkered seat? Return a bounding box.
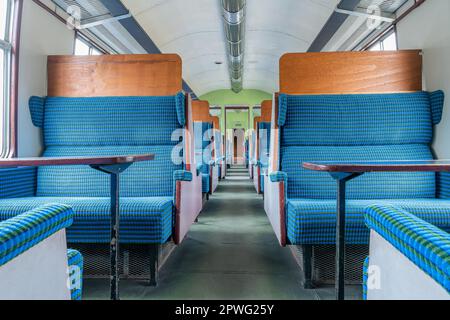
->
[195,122,214,194]
[0,203,83,300]
[0,94,189,244]
[363,205,450,299]
[273,91,450,245]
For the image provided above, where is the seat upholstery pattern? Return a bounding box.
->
[365,204,450,293]
[0,95,186,245]
[278,92,442,146]
[362,256,369,300]
[278,91,447,245]
[0,167,36,199]
[202,174,210,194]
[0,197,173,244]
[0,204,73,266]
[67,249,83,300]
[287,199,450,244]
[38,145,179,197]
[195,122,213,193]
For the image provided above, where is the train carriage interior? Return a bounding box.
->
[0,0,449,304]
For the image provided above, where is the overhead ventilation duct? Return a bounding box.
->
[222,0,246,93]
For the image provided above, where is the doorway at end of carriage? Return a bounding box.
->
[224,106,250,167]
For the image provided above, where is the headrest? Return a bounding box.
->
[29,96,46,128]
[429,90,445,125]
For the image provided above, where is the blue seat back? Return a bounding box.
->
[194,122,213,174]
[278,91,444,200]
[30,94,186,197]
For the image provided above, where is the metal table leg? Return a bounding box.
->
[91,163,132,301]
[330,172,362,300]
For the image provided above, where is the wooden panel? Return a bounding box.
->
[260,100,272,122]
[280,51,422,94]
[211,117,220,130]
[303,160,450,173]
[0,154,155,168]
[253,100,272,130]
[192,100,215,124]
[47,54,182,97]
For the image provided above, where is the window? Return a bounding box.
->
[0,0,14,157]
[368,30,398,51]
[74,36,105,55]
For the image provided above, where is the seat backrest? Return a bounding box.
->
[258,122,271,169]
[194,122,213,174]
[278,91,445,200]
[29,94,186,197]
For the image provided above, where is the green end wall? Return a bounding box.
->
[199,89,272,132]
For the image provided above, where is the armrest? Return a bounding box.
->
[437,172,450,199]
[264,171,288,246]
[0,204,73,267]
[174,170,193,182]
[365,204,450,293]
[174,168,202,244]
[269,171,288,183]
[196,163,204,176]
[0,167,36,199]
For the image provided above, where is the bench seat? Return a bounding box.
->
[363,205,449,299]
[287,198,450,245]
[0,197,173,244]
[265,91,447,248]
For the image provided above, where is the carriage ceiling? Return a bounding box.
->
[49,0,411,96]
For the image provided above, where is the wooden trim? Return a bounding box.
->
[270,94,280,171]
[279,181,287,247]
[0,154,155,168]
[9,0,24,158]
[47,54,183,97]
[279,51,423,94]
[173,180,182,244]
[192,100,215,123]
[303,160,450,173]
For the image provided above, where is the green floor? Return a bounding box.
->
[84,166,362,300]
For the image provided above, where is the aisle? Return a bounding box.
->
[84,166,361,299]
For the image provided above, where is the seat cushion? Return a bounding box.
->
[202,174,210,193]
[287,198,450,245]
[0,197,173,244]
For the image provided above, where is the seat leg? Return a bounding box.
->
[206,193,210,201]
[303,245,314,289]
[149,244,159,286]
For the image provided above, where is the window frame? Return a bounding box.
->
[366,27,398,52]
[74,33,107,56]
[1,0,21,158]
